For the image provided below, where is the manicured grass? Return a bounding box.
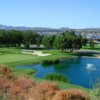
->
[0,47,21,54]
[31,76,89,92]
[82,43,100,51]
[0,44,99,66]
[0,54,35,64]
[12,68,36,76]
[0,48,69,67]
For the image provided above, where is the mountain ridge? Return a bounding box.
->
[0,24,100,32]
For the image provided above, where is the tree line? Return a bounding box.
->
[0,30,87,52]
[43,31,87,52]
[0,30,42,48]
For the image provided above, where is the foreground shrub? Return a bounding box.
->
[53,89,90,100]
[0,77,11,93]
[42,59,60,64]
[0,64,15,80]
[45,73,69,83]
[13,76,36,91]
[9,76,36,99]
[33,82,59,100]
[0,64,11,74]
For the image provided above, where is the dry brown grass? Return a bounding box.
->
[33,82,59,100]
[52,89,90,100]
[0,64,11,74]
[0,64,15,80]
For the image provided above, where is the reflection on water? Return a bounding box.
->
[16,57,100,88]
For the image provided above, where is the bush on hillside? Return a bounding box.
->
[52,89,90,100]
[42,59,60,65]
[45,73,69,83]
[0,65,15,80]
[0,65,11,74]
[33,82,59,100]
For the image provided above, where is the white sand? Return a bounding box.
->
[22,50,51,56]
[97,56,100,58]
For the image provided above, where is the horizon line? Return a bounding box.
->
[0,24,100,29]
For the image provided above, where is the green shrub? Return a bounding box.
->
[45,73,69,83]
[42,59,60,65]
[90,78,100,100]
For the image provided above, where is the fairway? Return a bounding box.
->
[0,48,36,64]
[0,48,68,67]
[0,48,41,66]
[0,54,35,63]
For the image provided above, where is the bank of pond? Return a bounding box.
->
[16,56,100,88]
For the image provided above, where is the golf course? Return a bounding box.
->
[0,30,100,100]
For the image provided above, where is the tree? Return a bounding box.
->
[89,39,95,48]
[54,33,67,53]
[43,35,55,49]
[54,30,82,52]
[81,38,88,46]
[72,36,82,50]
[9,30,23,47]
[23,30,40,48]
[23,31,34,48]
[36,34,43,48]
[0,30,24,47]
[0,30,5,46]
[0,30,11,47]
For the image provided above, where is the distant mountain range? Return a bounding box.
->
[0,24,62,31]
[0,24,100,33]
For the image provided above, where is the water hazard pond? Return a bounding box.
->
[16,57,100,88]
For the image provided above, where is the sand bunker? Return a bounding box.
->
[97,56,100,58]
[22,50,51,56]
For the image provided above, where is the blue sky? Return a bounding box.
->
[0,0,100,28]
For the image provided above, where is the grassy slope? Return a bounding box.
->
[0,47,89,91]
[31,76,89,92]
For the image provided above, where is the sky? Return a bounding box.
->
[0,0,100,28]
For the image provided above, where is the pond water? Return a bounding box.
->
[17,57,100,88]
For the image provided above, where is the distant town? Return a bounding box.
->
[0,24,100,41]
